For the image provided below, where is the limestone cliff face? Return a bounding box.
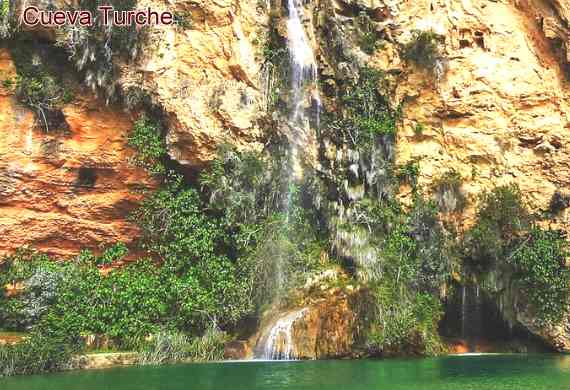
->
[316,0,570,351]
[369,0,570,350]
[6,0,570,353]
[0,48,154,258]
[121,0,267,166]
[363,0,570,231]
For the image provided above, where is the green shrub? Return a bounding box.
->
[9,43,73,131]
[432,170,467,212]
[396,160,420,189]
[356,12,378,54]
[413,122,425,136]
[138,330,191,365]
[128,117,166,175]
[55,0,145,100]
[138,327,228,365]
[97,242,129,266]
[186,327,228,362]
[132,175,253,328]
[508,227,570,326]
[463,184,530,272]
[0,332,79,377]
[365,286,443,356]
[338,67,398,150]
[402,30,442,74]
[0,0,12,38]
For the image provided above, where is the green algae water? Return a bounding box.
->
[3,355,570,390]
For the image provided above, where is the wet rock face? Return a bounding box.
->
[254,291,358,360]
[0,48,155,257]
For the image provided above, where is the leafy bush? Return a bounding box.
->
[128,117,166,175]
[138,330,191,365]
[356,12,379,54]
[365,286,443,356]
[186,327,228,362]
[396,160,420,190]
[9,43,73,131]
[508,227,570,326]
[200,145,287,228]
[0,332,79,377]
[55,0,145,100]
[432,170,467,212]
[132,175,253,328]
[138,327,227,365]
[402,30,442,75]
[97,242,129,266]
[463,185,530,272]
[0,0,12,38]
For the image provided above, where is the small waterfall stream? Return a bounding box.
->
[255,0,319,360]
[284,0,320,181]
[257,309,308,360]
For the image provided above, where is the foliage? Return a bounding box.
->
[432,170,467,212]
[97,242,129,266]
[138,330,191,365]
[396,160,420,190]
[174,11,193,29]
[1,238,248,350]
[137,326,227,365]
[132,175,253,329]
[128,117,166,175]
[9,42,73,131]
[508,227,570,326]
[413,122,425,136]
[402,30,442,75]
[200,145,287,229]
[201,146,325,308]
[463,185,530,272]
[338,67,398,150]
[54,0,146,100]
[186,327,228,362]
[0,332,79,377]
[0,0,12,38]
[365,286,443,356]
[356,12,379,54]
[408,198,452,293]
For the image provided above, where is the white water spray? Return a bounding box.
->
[285,0,320,179]
[260,308,308,360]
[255,1,319,361]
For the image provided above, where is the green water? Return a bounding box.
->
[3,355,570,390]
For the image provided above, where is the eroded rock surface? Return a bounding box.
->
[0,48,154,257]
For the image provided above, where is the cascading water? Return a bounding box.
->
[254,0,319,360]
[284,0,320,181]
[257,309,308,360]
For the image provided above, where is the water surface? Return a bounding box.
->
[3,355,570,390]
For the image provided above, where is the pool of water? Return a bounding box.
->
[3,354,570,390]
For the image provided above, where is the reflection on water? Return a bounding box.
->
[3,355,570,390]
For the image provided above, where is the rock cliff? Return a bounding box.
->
[0,46,154,257]
[4,0,570,355]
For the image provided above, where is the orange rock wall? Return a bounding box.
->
[0,49,154,258]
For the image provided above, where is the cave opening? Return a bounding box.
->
[76,167,97,188]
[439,281,551,353]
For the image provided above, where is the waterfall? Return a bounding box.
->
[257,309,308,360]
[254,0,318,361]
[285,0,320,180]
[460,284,484,349]
[461,285,467,339]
